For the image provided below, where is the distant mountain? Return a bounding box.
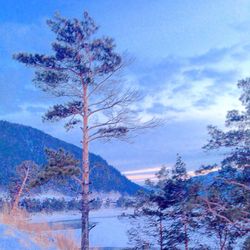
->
[0,120,141,195]
[191,171,219,186]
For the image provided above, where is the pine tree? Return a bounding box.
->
[14,12,154,249]
[31,148,80,187]
[126,189,166,249]
[201,79,250,233]
[160,155,200,250]
[127,156,200,250]
[9,160,38,212]
[203,78,249,169]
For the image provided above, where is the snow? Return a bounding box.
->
[29,190,73,201]
[0,191,7,199]
[0,224,46,250]
[31,208,132,248]
[0,208,246,249]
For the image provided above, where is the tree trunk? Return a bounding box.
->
[184,220,188,250]
[219,230,227,250]
[159,216,164,250]
[12,167,30,212]
[81,83,90,250]
[183,214,188,250]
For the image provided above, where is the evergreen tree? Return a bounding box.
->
[202,215,242,250]
[160,155,199,250]
[14,11,154,249]
[127,156,200,250]
[196,165,249,249]
[201,79,250,233]
[126,189,166,249]
[203,78,249,169]
[9,160,39,211]
[31,148,80,187]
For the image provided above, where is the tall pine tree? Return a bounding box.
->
[201,79,250,232]
[14,12,154,249]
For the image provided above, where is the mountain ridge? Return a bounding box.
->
[0,120,141,195]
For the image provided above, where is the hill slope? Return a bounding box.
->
[0,120,141,195]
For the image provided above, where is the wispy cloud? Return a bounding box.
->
[132,43,250,125]
[124,165,220,183]
[122,167,163,175]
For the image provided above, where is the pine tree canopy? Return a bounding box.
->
[13,12,123,131]
[203,79,250,168]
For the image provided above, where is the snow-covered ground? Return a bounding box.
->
[0,224,51,250]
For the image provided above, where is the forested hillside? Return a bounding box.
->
[0,120,141,195]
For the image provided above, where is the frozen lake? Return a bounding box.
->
[31,208,132,248]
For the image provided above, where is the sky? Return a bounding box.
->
[0,0,250,183]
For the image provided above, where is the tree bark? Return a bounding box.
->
[81,83,90,250]
[219,230,227,250]
[183,214,189,250]
[12,167,30,212]
[184,220,188,250]
[159,216,164,250]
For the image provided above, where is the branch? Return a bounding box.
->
[72,175,83,186]
[199,197,250,232]
[87,63,124,98]
[216,177,250,191]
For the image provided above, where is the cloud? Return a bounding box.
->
[123,164,221,183]
[122,166,165,183]
[189,47,231,65]
[130,42,249,124]
[122,167,163,175]
[125,174,157,183]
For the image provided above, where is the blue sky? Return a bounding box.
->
[0,0,250,182]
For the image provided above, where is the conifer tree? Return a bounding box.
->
[201,79,250,233]
[9,160,38,212]
[31,148,80,187]
[160,155,200,250]
[14,12,154,249]
[203,78,249,169]
[127,155,200,250]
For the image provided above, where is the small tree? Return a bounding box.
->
[31,148,80,187]
[160,155,200,250]
[9,148,80,213]
[14,11,155,249]
[9,160,38,212]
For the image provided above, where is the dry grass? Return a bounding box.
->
[0,204,79,250]
[54,233,79,250]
